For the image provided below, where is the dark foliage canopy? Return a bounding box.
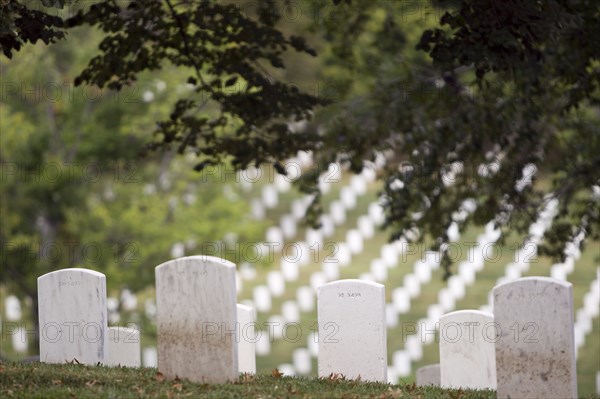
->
[2,0,599,276]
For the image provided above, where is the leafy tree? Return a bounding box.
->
[308,0,599,274]
[0,22,264,356]
[2,0,598,282]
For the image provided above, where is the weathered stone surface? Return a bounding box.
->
[416,364,440,387]
[317,279,387,382]
[439,310,496,390]
[156,256,238,383]
[107,326,140,367]
[494,277,577,399]
[38,268,108,365]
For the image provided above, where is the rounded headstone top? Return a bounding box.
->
[38,267,105,281]
[440,309,494,322]
[155,255,236,272]
[236,303,254,313]
[317,279,384,294]
[493,276,572,293]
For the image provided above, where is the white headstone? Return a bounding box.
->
[255,332,270,356]
[340,187,357,209]
[392,350,411,377]
[584,291,599,317]
[144,298,156,319]
[439,310,496,390]
[438,288,455,312]
[281,300,300,323]
[237,304,256,374]
[306,228,323,248]
[120,289,137,311]
[297,286,314,312]
[155,256,238,383]
[291,198,307,220]
[551,264,568,281]
[308,332,319,357]
[143,346,157,367]
[107,326,141,367]
[370,259,388,282]
[251,199,265,220]
[368,203,385,226]
[238,171,253,192]
[5,295,22,321]
[320,214,335,238]
[424,250,441,269]
[323,262,340,281]
[278,363,296,376]
[11,326,27,353]
[427,304,444,324]
[297,242,310,266]
[385,304,398,328]
[387,367,399,385]
[266,227,284,247]
[380,244,398,268]
[235,273,242,295]
[357,216,375,239]
[297,150,313,168]
[458,261,476,285]
[262,185,278,208]
[505,263,522,280]
[274,173,291,192]
[361,166,376,182]
[170,242,185,259]
[405,334,423,361]
[336,243,352,266]
[350,174,367,195]
[293,348,312,375]
[310,272,328,291]
[416,364,440,387]
[253,285,272,313]
[494,277,577,399]
[267,271,285,297]
[447,222,460,242]
[281,259,299,282]
[239,262,256,280]
[317,280,387,382]
[346,230,363,255]
[447,276,465,299]
[403,273,421,298]
[414,261,432,284]
[392,287,410,314]
[318,177,332,194]
[38,268,108,365]
[330,201,346,225]
[267,315,284,340]
[280,214,297,239]
[107,297,119,323]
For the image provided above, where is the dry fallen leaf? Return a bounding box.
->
[271,368,283,378]
[155,372,165,382]
[327,373,345,381]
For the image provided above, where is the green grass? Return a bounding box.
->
[0,362,498,399]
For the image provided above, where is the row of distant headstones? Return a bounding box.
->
[38,256,578,398]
